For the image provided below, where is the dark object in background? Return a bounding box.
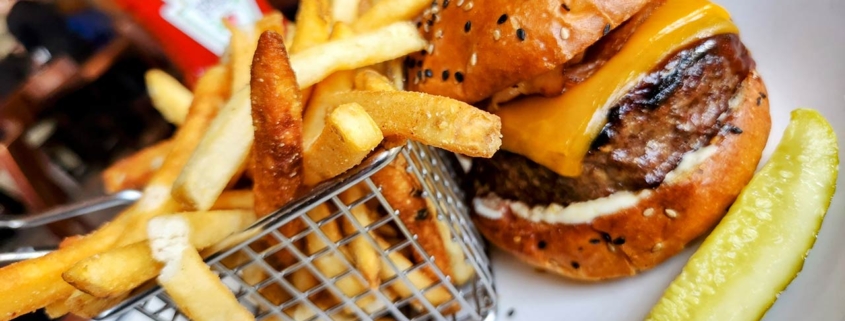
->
[0,190,25,243]
[0,53,31,99]
[6,0,93,62]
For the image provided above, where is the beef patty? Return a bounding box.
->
[471,34,755,206]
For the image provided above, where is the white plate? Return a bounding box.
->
[491,0,845,320]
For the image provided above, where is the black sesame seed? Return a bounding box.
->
[601,232,612,242]
[415,208,429,220]
[613,237,626,245]
[416,60,422,67]
[756,96,762,106]
[571,261,580,269]
[417,21,423,28]
[507,309,515,317]
[424,69,433,78]
[729,126,743,134]
[443,0,450,8]
[603,24,611,35]
[589,238,600,244]
[516,28,526,41]
[760,92,767,99]
[464,21,472,32]
[454,71,464,83]
[442,70,450,80]
[497,14,508,24]
[427,19,434,26]
[537,240,547,249]
[416,70,422,80]
[562,3,570,11]
[420,50,427,56]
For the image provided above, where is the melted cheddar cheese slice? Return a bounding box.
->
[494,0,739,177]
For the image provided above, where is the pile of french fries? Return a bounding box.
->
[0,1,502,320]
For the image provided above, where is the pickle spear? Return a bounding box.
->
[647,108,839,321]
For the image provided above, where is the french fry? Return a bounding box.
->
[370,157,452,279]
[384,58,405,90]
[435,219,475,286]
[148,216,254,321]
[290,22,426,88]
[303,22,356,148]
[332,0,361,23]
[291,0,332,105]
[65,291,129,318]
[63,210,255,298]
[210,190,254,210]
[339,185,382,288]
[354,69,396,91]
[225,20,256,94]
[374,235,452,308]
[290,0,332,53]
[177,24,425,212]
[172,86,251,211]
[255,11,286,36]
[306,205,382,314]
[145,69,193,125]
[250,31,304,216]
[328,90,502,157]
[352,0,430,32]
[44,300,68,319]
[0,101,235,320]
[303,103,383,186]
[102,139,173,193]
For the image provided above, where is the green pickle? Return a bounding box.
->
[647,109,839,321]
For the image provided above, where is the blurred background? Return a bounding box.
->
[0,1,297,319]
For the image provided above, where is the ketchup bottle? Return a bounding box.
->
[114,0,276,87]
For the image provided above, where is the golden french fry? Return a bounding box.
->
[44,300,68,319]
[174,25,425,209]
[210,190,254,210]
[352,0,430,32]
[339,185,382,289]
[149,216,255,321]
[172,86,251,211]
[435,219,475,285]
[374,235,452,308]
[303,22,356,148]
[328,90,502,157]
[225,20,257,94]
[65,291,129,318]
[306,205,382,314]
[332,0,361,23]
[63,210,254,298]
[290,22,426,88]
[255,11,286,35]
[354,69,396,91]
[384,58,405,90]
[371,158,452,278]
[291,0,332,54]
[145,69,193,125]
[250,31,304,216]
[303,103,383,186]
[102,139,173,193]
[0,62,230,321]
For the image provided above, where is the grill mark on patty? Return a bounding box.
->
[471,34,755,207]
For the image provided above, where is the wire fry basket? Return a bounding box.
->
[98,142,497,321]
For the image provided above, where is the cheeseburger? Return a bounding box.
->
[406,0,771,280]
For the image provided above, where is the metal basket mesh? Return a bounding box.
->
[102,142,496,321]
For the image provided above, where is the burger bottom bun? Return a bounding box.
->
[472,71,771,280]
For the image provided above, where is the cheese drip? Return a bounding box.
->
[494,0,738,177]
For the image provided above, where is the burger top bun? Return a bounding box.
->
[407,0,653,103]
